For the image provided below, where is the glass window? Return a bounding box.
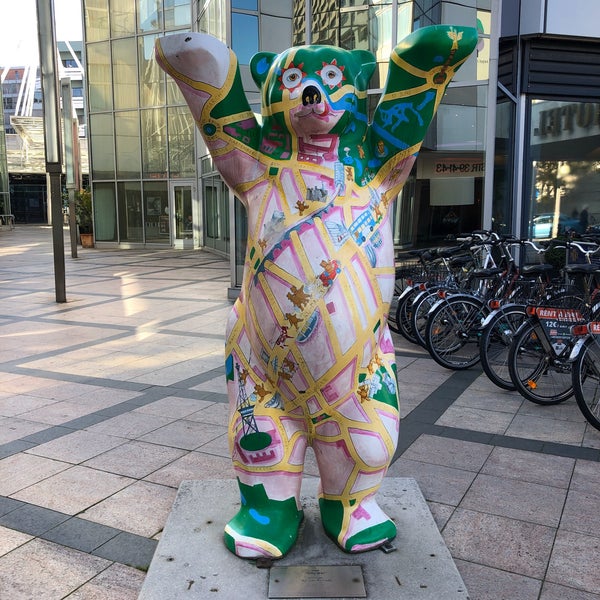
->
[143,181,169,243]
[476,10,491,81]
[138,0,162,32]
[198,0,226,39]
[164,0,190,28]
[112,38,139,109]
[232,13,258,64]
[110,0,136,37]
[139,34,165,107]
[85,0,109,42]
[260,15,293,54]
[232,0,257,9]
[117,181,143,242]
[312,9,339,46]
[168,106,195,178]
[87,42,112,111]
[89,113,115,179]
[115,111,141,178]
[93,182,117,241]
[527,99,600,239]
[492,99,515,235]
[340,9,368,50]
[141,108,168,177]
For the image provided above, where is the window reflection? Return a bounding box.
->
[528,100,600,238]
[232,13,258,64]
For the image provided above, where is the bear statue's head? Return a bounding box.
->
[250,45,376,141]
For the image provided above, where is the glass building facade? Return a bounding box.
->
[85,0,196,247]
[83,0,600,293]
[85,0,490,262]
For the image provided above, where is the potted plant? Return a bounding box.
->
[75,189,94,248]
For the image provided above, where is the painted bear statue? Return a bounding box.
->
[155,25,478,559]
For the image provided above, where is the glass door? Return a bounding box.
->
[170,180,195,248]
[203,175,230,254]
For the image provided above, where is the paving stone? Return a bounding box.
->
[0,525,33,556]
[0,503,70,537]
[443,508,556,579]
[387,457,477,505]
[460,473,567,527]
[0,496,24,516]
[0,452,70,496]
[505,414,587,446]
[83,440,187,478]
[12,466,134,515]
[138,419,225,450]
[0,417,50,444]
[455,559,542,600]
[540,581,600,600]
[81,481,177,537]
[133,396,213,418]
[144,451,235,488]
[560,489,600,537]
[0,538,110,600]
[26,430,125,464]
[571,458,600,494]
[546,529,600,595]
[64,562,146,599]
[0,394,58,417]
[41,517,121,553]
[436,406,515,434]
[86,411,175,438]
[92,531,158,571]
[402,433,493,472]
[481,446,575,488]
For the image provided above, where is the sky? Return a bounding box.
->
[0,0,82,67]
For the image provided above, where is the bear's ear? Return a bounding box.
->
[351,49,377,88]
[250,52,278,88]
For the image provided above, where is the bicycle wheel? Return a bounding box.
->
[387,277,407,333]
[479,304,527,390]
[572,336,600,431]
[507,320,573,404]
[395,287,419,343]
[425,294,486,370]
[411,287,444,348]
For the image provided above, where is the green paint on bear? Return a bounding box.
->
[240,431,272,451]
[225,480,304,557]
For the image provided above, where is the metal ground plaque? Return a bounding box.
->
[268,565,366,598]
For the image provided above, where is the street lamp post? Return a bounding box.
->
[61,77,79,259]
[36,0,66,302]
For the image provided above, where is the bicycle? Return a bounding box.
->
[479,239,560,390]
[507,237,600,404]
[569,320,600,431]
[422,231,530,370]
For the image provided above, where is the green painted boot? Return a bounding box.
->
[224,481,303,559]
[319,495,396,553]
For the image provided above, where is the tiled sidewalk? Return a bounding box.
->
[1,226,599,599]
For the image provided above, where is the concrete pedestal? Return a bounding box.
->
[139,477,468,599]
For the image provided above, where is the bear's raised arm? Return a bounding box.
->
[368,25,478,187]
[155,33,262,192]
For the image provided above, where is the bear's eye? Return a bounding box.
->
[281,67,304,89]
[319,64,344,88]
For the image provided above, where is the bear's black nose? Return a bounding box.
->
[302,85,321,106]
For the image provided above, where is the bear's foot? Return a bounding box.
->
[319,494,396,553]
[224,482,303,559]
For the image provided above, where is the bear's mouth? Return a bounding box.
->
[296,104,331,119]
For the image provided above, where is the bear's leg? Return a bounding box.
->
[314,353,399,552]
[224,371,307,558]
